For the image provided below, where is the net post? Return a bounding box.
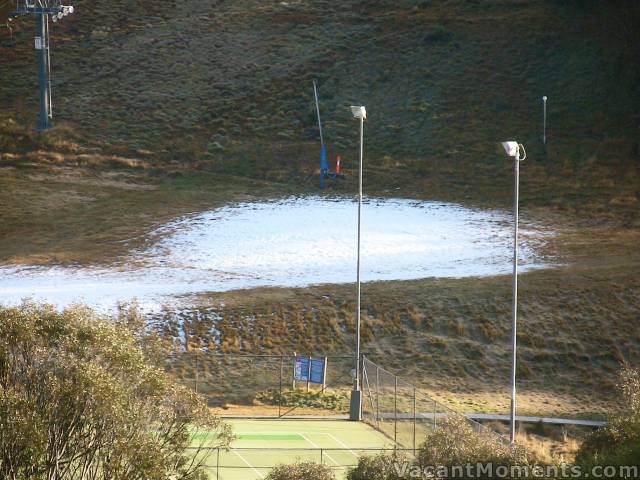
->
[394,376,398,443]
[320,448,324,465]
[413,387,417,455]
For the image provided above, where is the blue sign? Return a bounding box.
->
[294,356,326,385]
[309,358,325,384]
[294,356,310,382]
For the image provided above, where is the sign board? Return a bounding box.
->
[294,356,310,382]
[34,36,43,50]
[293,356,327,387]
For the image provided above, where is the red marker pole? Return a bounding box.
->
[335,155,341,175]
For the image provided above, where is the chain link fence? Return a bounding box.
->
[164,353,355,416]
[190,447,414,480]
[361,356,508,452]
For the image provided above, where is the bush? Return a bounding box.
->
[576,367,640,467]
[0,302,232,480]
[417,417,531,472]
[347,451,412,480]
[265,461,335,480]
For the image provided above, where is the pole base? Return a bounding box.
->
[35,120,53,132]
[349,390,362,421]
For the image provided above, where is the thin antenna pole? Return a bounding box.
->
[313,80,324,148]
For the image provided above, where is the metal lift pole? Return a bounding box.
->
[36,10,52,131]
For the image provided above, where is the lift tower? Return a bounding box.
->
[9,1,74,131]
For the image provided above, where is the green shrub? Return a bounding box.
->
[347,451,412,480]
[265,461,335,480]
[0,302,232,480]
[417,416,530,471]
[576,367,640,467]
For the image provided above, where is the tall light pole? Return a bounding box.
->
[349,105,366,421]
[501,141,526,444]
[542,96,548,145]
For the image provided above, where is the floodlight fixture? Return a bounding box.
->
[350,105,366,120]
[501,141,526,161]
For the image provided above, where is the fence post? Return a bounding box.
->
[279,355,284,417]
[394,377,398,444]
[433,400,437,430]
[194,351,199,394]
[413,387,417,456]
[292,352,297,390]
[375,365,380,426]
[322,356,328,393]
[216,447,220,480]
[320,448,324,465]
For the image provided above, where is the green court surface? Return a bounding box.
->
[192,419,396,480]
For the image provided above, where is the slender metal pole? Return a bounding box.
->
[194,351,199,394]
[278,355,283,417]
[313,81,324,148]
[355,115,363,392]
[413,387,417,455]
[542,97,547,145]
[433,400,437,430]
[509,154,520,445]
[393,376,398,443]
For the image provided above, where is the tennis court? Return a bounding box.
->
[192,419,397,479]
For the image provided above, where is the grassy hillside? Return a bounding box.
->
[2,1,639,172]
[1,0,639,418]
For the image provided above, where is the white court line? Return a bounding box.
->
[299,432,340,466]
[325,433,359,458]
[233,450,264,479]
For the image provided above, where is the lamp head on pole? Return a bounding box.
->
[350,105,366,120]
[542,95,548,102]
[501,141,527,161]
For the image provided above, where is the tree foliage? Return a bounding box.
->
[0,302,231,480]
[347,451,411,480]
[264,461,335,480]
[576,367,640,467]
[417,416,530,472]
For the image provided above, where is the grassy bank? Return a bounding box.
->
[153,257,640,418]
